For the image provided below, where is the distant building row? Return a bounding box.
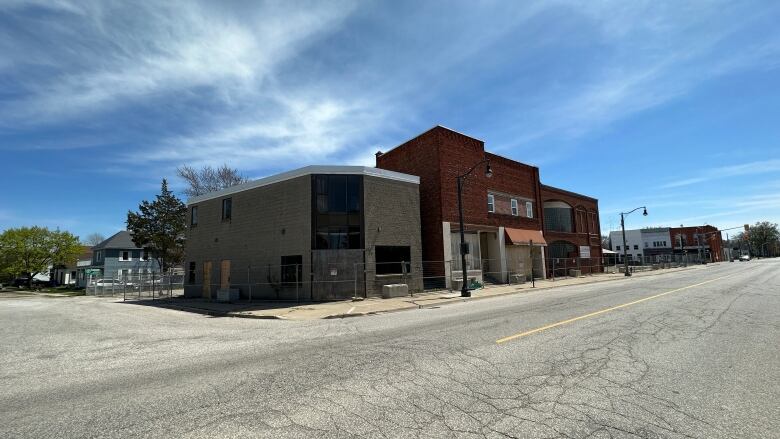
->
[609,225,724,262]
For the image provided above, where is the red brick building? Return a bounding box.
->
[669,225,724,262]
[375,126,601,286]
[541,185,602,274]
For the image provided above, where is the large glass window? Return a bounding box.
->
[544,201,573,232]
[375,246,411,275]
[313,175,363,249]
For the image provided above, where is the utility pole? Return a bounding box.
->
[456,158,493,297]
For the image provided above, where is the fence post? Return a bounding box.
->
[552,258,556,281]
[152,272,155,300]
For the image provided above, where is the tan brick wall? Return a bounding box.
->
[184,175,312,299]
[363,175,423,295]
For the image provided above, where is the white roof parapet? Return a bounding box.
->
[187,165,420,205]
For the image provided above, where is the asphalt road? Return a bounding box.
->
[1,260,778,438]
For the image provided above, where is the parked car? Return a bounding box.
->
[738,255,751,261]
[12,277,48,287]
[94,279,120,287]
[13,277,30,287]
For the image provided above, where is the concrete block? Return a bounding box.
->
[568,269,582,277]
[452,278,472,292]
[217,288,240,303]
[382,284,408,299]
[509,274,525,284]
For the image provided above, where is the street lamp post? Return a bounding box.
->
[620,206,648,277]
[456,158,493,297]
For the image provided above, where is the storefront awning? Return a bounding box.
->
[504,228,547,246]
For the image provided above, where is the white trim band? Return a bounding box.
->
[187,165,420,205]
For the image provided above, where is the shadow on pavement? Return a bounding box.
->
[118,297,311,318]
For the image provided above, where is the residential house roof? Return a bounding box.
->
[92,231,141,250]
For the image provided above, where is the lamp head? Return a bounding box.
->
[642,207,648,216]
[485,162,493,178]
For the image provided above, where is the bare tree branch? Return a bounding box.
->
[176,164,247,198]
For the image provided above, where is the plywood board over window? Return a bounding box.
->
[220,260,231,290]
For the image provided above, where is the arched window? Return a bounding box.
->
[549,241,576,259]
[544,201,573,233]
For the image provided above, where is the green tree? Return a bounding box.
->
[126,179,187,272]
[746,221,780,257]
[0,226,82,287]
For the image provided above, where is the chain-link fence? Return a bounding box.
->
[86,271,184,300]
[185,257,562,303]
[181,250,716,302]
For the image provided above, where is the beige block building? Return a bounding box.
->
[184,166,422,301]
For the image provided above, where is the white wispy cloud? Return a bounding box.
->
[0,0,358,123]
[661,159,780,188]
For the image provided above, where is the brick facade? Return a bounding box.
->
[669,225,724,261]
[376,125,601,279]
[541,184,603,273]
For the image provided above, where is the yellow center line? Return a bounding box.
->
[495,274,730,345]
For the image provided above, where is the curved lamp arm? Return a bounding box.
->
[457,158,492,180]
[621,206,648,217]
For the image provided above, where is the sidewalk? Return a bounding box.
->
[141,263,712,320]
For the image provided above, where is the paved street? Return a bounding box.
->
[1,260,778,438]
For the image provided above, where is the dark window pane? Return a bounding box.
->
[281,255,303,285]
[316,230,329,249]
[315,175,327,195]
[188,262,196,284]
[328,175,347,213]
[317,194,328,213]
[348,226,361,249]
[347,175,360,212]
[544,207,572,232]
[376,246,411,274]
[222,198,232,220]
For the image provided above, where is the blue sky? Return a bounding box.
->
[1,0,779,240]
